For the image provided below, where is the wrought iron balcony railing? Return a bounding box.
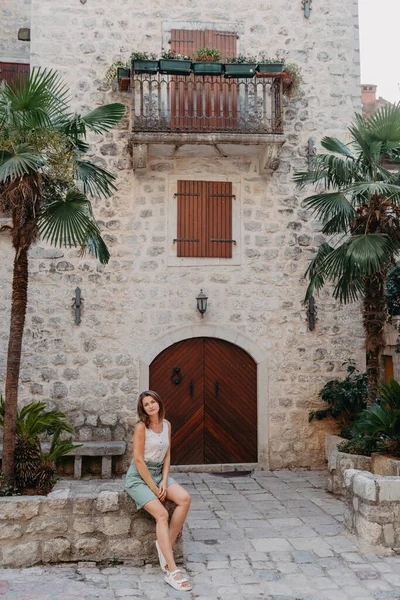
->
[131,73,283,135]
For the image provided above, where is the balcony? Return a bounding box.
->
[130,73,286,173]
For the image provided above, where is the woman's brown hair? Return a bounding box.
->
[137,390,165,427]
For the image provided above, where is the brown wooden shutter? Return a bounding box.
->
[177,180,233,258]
[0,62,29,87]
[208,181,233,258]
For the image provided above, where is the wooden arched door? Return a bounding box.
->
[149,338,257,464]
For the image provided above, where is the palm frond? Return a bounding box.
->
[79,103,125,135]
[0,68,69,130]
[37,189,110,264]
[303,191,355,231]
[0,144,45,181]
[304,242,335,301]
[321,136,354,157]
[364,103,400,143]
[76,159,117,198]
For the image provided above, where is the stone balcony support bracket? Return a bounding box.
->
[131,132,286,174]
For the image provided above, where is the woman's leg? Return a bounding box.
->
[143,498,191,589]
[165,483,191,546]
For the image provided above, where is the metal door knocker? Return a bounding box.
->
[171,367,182,385]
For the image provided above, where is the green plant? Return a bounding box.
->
[0,396,80,491]
[160,49,190,60]
[193,48,222,62]
[0,69,124,480]
[105,59,130,86]
[294,103,400,403]
[226,54,257,64]
[337,436,378,456]
[309,361,368,437]
[131,51,157,61]
[259,54,285,64]
[0,471,20,496]
[385,263,400,317]
[35,429,81,493]
[342,379,400,456]
[282,62,302,97]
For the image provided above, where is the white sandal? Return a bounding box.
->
[164,568,192,592]
[155,540,167,573]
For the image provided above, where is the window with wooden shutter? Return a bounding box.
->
[176,180,233,258]
[0,62,30,87]
[169,29,237,131]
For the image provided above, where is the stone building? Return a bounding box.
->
[0,0,364,471]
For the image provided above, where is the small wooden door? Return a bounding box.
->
[149,338,257,464]
[0,62,29,87]
[169,29,238,131]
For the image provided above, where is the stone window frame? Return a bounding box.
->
[167,174,242,267]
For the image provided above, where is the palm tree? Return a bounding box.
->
[0,69,125,480]
[294,104,400,403]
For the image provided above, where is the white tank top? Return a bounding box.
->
[144,419,170,463]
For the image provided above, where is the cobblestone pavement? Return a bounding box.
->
[1,470,400,600]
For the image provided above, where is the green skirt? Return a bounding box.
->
[125,460,176,510]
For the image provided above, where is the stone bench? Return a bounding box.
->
[0,441,126,479]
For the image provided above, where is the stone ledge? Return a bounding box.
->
[343,469,400,548]
[0,481,182,568]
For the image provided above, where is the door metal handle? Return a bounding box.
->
[190,379,194,397]
[215,379,219,398]
[171,367,182,385]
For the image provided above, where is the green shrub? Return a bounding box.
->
[0,471,20,496]
[0,395,80,493]
[309,361,368,437]
[337,436,378,456]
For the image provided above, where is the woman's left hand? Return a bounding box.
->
[158,481,167,502]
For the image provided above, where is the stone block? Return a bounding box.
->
[26,518,68,535]
[353,472,377,501]
[72,497,94,515]
[96,491,119,513]
[1,541,40,567]
[73,518,98,534]
[355,514,382,545]
[343,468,358,489]
[74,537,103,556]
[0,523,22,539]
[0,498,41,520]
[107,538,142,558]
[42,537,71,562]
[383,523,395,546]
[98,516,131,536]
[378,478,400,502]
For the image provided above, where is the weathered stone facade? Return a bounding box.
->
[0,0,30,62]
[0,481,182,568]
[0,0,364,469]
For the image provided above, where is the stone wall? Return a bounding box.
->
[0,0,363,469]
[344,469,400,549]
[0,0,31,61]
[0,481,182,568]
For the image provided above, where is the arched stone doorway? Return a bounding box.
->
[149,337,257,465]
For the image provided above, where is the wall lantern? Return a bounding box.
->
[302,0,312,18]
[196,289,208,318]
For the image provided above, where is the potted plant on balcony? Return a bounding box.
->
[192,48,224,76]
[224,54,257,78]
[105,59,131,90]
[159,49,192,76]
[131,51,159,75]
[282,62,303,97]
[257,55,285,74]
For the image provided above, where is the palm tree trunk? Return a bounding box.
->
[363,272,387,405]
[2,247,29,479]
